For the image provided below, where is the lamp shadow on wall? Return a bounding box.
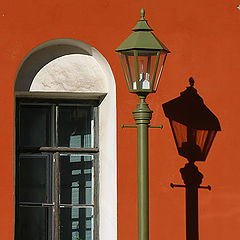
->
[163,77,221,240]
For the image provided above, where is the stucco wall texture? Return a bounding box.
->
[1,0,240,239]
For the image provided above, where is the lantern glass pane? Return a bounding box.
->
[153,51,168,91]
[170,120,217,161]
[119,52,136,91]
[120,50,165,91]
[137,50,159,90]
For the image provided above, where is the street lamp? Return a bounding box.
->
[116,8,170,240]
[162,78,221,240]
[116,8,170,94]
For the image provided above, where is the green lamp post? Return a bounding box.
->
[116,9,170,240]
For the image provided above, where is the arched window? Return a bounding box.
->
[14,39,117,240]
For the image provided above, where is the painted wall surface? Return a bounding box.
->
[1,0,240,239]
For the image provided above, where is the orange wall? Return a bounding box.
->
[1,0,240,239]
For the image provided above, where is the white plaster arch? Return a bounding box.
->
[14,38,117,240]
[30,54,108,93]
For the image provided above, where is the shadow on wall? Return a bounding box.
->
[162,77,221,240]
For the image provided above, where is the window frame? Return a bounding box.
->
[15,98,99,240]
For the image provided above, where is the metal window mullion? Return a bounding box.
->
[92,155,95,207]
[56,105,59,147]
[94,152,99,240]
[58,102,98,107]
[94,106,99,149]
[59,204,95,208]
[18,202,55,207]
[18,147,99,153]
[92,153,96,240]
[19,102,53,106]
[52,104,56,147]
[54,152,60,240]
[87,154,95,240]
[91,106,95,148]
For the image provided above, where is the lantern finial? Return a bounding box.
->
[189,77,194,87]
[140,8,145,20]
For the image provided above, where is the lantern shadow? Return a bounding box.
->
[162,77,221,240]
[163,77,221,163]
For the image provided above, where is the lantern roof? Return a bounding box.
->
[115,8,170,52]
[162,78,221,131]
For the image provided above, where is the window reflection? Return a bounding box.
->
[58,106,93,148]
[60,154,94,205]
[60,207,93,240]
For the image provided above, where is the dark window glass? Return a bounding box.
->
[60,154,93,205]
[58,106,93,148]
[17,206,52,240]
[60,207,93,240]
[19,105,51,147]
[19,155,52,203]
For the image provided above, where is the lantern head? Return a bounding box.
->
[115,8,170,94]
[162,78,221,162]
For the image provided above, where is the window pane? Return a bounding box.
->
[58,106,93,148]
[17,206,53,240]
[60,154,94,205]
[19,155,52,203]
[19,105,51,147]
[60,207,93,240]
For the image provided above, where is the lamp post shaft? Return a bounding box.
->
[133,94,152,240]
[137,123,149,240]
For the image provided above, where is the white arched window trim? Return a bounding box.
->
[14,38,117,240]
